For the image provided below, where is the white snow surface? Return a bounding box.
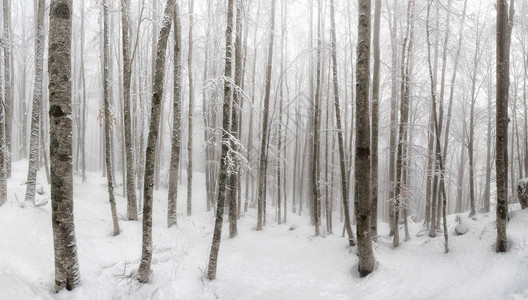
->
[1,160,528,300]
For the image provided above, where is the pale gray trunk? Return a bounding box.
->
[121,0,138,220]
[49,0,80,291]
[103,1,120,237]
[187,0,194,217]
[256,0,276,231]
[3,0,12,177]
[24,0,46,205]
[167,2,182,228]
[138,0,174,283]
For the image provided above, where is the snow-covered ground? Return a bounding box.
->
[1,160,528,300]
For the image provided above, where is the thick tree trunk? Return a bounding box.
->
[355,0,375,277]
[49,0,81,291]
[24,0,45,205]
[256,0,276,231]
[167,3,182,228]
[138,0,174,283]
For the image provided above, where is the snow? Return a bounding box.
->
[1,160,528,299]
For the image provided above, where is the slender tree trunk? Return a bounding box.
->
[121,0,138,220]
[256,0,276,231]
[207,0,235,280]
[329,0,354,246]
[229,0,243,237]
[0,42,5,205]
[49,0,81,291]
[187,0,194,217]
[24,0,46,205]
[3,0,12,177]
[167,3,182,228]
[495,0,513,253]
[138,0,174,283]
[370,0,381,238]
[387,0,398,235]
[355,0,375,277]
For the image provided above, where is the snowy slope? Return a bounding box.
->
[0,160,527,300]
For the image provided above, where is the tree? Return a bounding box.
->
[355,0,375,277]
[330,0,355,246]
[138,0,174,283]
[256,0,276,231]
[24,0,45,205]
[121,0,138,220]
[49,0,80,291]
[229,0,243,237]
[370,0,381,238]
[103,0,120,237]
[495,0,514,253]
[187,0,194,217]
[167,1,182,229]
[3,0,12,177]
[207,0,235,280]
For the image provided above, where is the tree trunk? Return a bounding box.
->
[49,0,81,291]
[370,0,381,238]
[330,0,354,246]
[103,0,120,237]
[256,0,276,231]
[138,0,174,283]
[229,0,243,237]
[187,0,194,217]
[167,2,182,228]
[207,0,235,280]
[24,0,45,205]
[355,0,375,277]
[3,0,12,177]
[495,0,513,253]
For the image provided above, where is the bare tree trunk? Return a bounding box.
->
[3,0,12,177]
[387,0,398,236]
[49,0,80,291]
[167,2,182,228]
[329,0,354,246]
[229,0,243,237]
[355,0,375,277]
[256,0,276,231]
[187,0,194,217]
[370,0,381,238]
[137,0,174,283]
[426,0,449,253]
[495,0,513,253]
[24,0,45,205]
[0,44,5,205]
[103,0,120,237]
[207,0,235,280]
[121,0,138,220]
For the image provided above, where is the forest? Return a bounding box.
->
[0,0,527,299]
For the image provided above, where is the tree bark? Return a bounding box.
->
[3,0,12,177]
[187,0,194,217]
[167,2,182,228]
[121,0,138,220]
[138,0,174,283]
[49,0,81,291]
[495,0,513,253]
[355,0,375,277]
[256,0,276,231]
[24,0,46,205]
